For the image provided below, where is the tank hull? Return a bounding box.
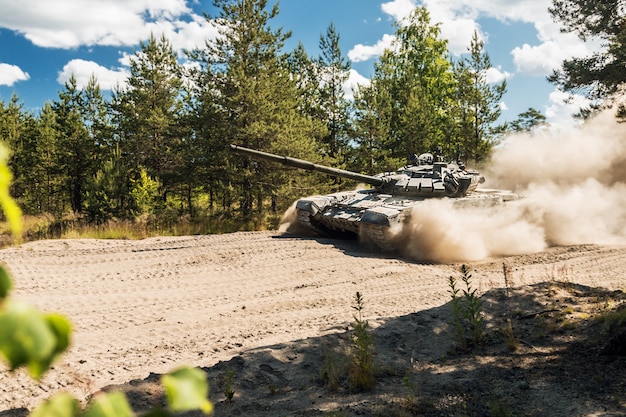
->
[293,189,521,250]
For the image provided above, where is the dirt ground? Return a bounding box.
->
[0,231,625,416]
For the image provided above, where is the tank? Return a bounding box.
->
[230,144,520,250]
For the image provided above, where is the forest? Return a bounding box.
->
[4,0,617,238]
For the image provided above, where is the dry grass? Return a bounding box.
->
[0,212,281,248]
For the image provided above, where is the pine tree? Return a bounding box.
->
[549,0,626,117]
[287,42,323,122]
[352,7,456,169]
[84,146,132,223]
[32,102,64,215]
[350,81,392,174]
[53,75,94,213]
[0,95,36,209]
[317,22,351,163]
[453,31,507,163]
[509,107,547,132]
[202,0,323,217]
[81,75,113,157]
[111,33,184,197]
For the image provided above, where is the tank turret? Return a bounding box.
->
[230,144,483,198]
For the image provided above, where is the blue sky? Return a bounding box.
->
[0,0,599,126]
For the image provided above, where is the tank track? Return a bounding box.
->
[296,208,328,235]
[359,222,395,252]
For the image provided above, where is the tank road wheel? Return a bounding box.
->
[360,223,395,252]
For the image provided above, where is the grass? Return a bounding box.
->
[401,375,421,413]
[0,211,283,248]
[320,343,346,392]
[348,292,376,391]
[223,369,235,402]
[320,292,376,392]
[448,265,485,350]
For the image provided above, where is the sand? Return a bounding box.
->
[0,232,625,416]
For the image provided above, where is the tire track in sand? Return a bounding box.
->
[1,233,625,410]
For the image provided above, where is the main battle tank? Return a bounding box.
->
[230,144,520,250]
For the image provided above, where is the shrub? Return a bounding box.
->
[348,292,376,390]
[448,264,485,350]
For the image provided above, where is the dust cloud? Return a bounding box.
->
[278,111,626,262]
[394,111,626,262]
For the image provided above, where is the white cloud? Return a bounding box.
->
[57,59,129,90]
[448,0,549,22]
[0,0,217,53]
[382,0,478,54]
[545,89,590,126]
[511,42,559,76]
[0,63,30,86]
[439,17,481,55]
[485,66,512,84]
[370,0,600,76]
[168,15,220,53]
[344,69,371,100]
[348,34,395,63]
[511,32,601,77]
[381,0,418,21]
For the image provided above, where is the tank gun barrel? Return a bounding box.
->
[229,144,385,187]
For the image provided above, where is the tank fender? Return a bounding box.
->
[361,206,402,227]
[296,196,334,216]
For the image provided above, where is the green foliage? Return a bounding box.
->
[0,144,22,237]
[448,275,466,349]
[549,0,626,117]
[402,375,421,412]
[30,393,80,417]
[452,31,507,163]
[317,22,352,162]
[222,369,236,401]
[53,75,99,214]
[30,102,64,216]
[27,367,213,417]
[84,148,132,223]
[0,143,70,380]
[351,7,457,169]
[348,292,376,391]
[509,107,547,133]
[161,367,214,414]
[82,392,135,417]
[84,153,165,224]
[0,266,11,298]
[448,265,485,350]
[202,0,326,216]
[130,167,163,216]
[320,344,345,392]
[0,300,71,378]
[111,33,184,185]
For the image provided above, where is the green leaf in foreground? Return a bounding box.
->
[29,392,79,417]
[0,300,72,378]
[82,392,134,417]
[0,144,22,237]
[46,313,72,356]
[0,266,11,299]
[161,367,213,414]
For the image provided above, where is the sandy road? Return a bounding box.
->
[0,231,625,411]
